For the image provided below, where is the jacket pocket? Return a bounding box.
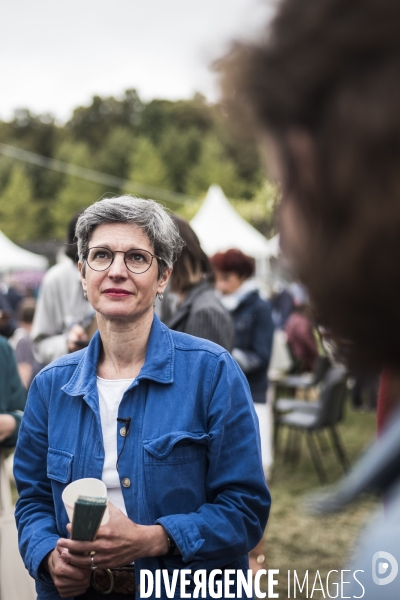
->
[144,431,210,465]
[143,432,209,520]
[47,448,74,483]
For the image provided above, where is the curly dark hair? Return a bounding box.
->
[219,0,400,370]
[210,249,255,280]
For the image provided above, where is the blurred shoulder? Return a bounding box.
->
[41,258,78,286]
[0,334,11,354]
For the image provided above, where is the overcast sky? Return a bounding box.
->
[1,0,276,123]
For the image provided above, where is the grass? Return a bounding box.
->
[258,399,379,599]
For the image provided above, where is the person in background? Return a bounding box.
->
[211,249,274,408]
[211,248,274,574]
[0,336,26,448]
[284,301,318,373]
[0,292,17,339]
[0,280,23,316]
[31,212,95,364]
[270,281,294,329]
[164,215,234,351]
[9,298,43,389]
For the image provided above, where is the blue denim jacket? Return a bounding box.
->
[14,315,270,599]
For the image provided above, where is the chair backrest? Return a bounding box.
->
[311,355,332,386]
[313,366,348,428]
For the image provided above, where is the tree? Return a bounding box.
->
[67,90,143,148]
[232,180,279,237]
[94,127,136,180]
[158,127,202,193]
[50,141,104,240]
[7,109,63,200]
[128,137,170,189]
[186,133,242,198]
[140,95,213,145]
[0,165,39,241]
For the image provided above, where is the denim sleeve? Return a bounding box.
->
[156,352,271,567]
[13,376,59,585]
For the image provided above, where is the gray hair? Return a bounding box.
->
[75,196,184,278]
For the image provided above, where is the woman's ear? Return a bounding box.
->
[78,261,87,295]
[157,267,173,295]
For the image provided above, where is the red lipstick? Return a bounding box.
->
[103,288,132,297]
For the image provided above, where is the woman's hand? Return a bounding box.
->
[46,547,91,598]
[57,503,169,569]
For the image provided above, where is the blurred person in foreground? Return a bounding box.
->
[14,196,270,600]
[164,215,234,351]
[31,212,95,365]
[218,0,400,596]
[9,297,43,389]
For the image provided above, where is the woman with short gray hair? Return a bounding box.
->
[14,195,270,599]
[75,196,182,279]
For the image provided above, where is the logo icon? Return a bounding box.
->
[372,551,398,586]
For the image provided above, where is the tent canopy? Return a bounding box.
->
[190,185,274,259]
[0,230,48,272]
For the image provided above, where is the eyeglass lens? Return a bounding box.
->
[87,247,153,273]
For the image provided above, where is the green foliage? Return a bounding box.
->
[157,126,202,193]
[232,180,280,238]
[50,141,104,240]
[67,90,142,148]
[0,89,278,242]
[129,137,171,189]
[94,127,136,180]
[0,165,41,241]
[186,133,243,198]
[7,109,63,200]
[139,94,213,144]
[0,156,14,194]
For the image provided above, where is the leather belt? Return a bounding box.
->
[91,566,135,595]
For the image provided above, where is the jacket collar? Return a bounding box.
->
[62,314,174,399]
[221,278,259,312]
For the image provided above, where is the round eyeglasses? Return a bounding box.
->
[86,247,161,274]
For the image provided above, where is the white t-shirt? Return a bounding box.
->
[97,376,135,515]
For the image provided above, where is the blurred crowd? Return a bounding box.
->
[1,209,376,448]
[0,215,323,388]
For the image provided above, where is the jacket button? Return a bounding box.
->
[120,427,127,437]
[122,477,131,488]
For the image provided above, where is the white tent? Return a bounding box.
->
[191,185,274,258]
[190,185,275,283]
[0,230,48,272]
